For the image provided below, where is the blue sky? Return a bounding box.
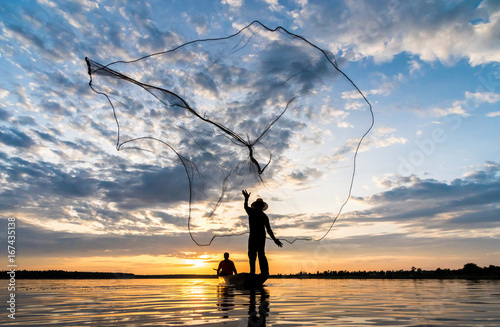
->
[1,0,499,274]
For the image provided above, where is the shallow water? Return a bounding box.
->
[1,278,499,326]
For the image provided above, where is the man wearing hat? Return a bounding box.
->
[242,189,283,275]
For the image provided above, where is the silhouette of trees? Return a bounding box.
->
[0,270,216,279]
[278,263,500,279]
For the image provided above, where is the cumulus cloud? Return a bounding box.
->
[0,108,11,121]
[341,73,404,100]
[100,165,190,210]
[0,218,205,258]
[427,103,470,118]
[221,0,243,9]
[288,167,323,184]
[367,73,405,96]
[264,0,285,12]
[409,59,422,75]
[186,14,209,35]
[417,90,500,118]
[351,162,500,231]
[291,0,500,65]
[465,91,500,103]
[357,126,407,152]
[0,128,35,148]
[239,161,500,240]
[0,150,192,234]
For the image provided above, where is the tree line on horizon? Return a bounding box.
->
[280,263,500,279]
[2,263,499,279]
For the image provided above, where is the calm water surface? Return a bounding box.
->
[1,278,499,326]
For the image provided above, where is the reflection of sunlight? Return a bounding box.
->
[180,279,211,299]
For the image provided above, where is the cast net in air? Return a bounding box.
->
[85,21,374,245]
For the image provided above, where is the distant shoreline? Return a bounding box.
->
[2,263,499,280]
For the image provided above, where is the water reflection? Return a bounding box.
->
[216,285,235,318]
[4,279,499,326]
[248,287,269,326]
[217,284,270,326]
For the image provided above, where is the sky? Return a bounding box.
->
[1,0,499,275]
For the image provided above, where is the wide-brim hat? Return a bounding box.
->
[251,198,268,211]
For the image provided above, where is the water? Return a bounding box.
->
[1,278,499,326]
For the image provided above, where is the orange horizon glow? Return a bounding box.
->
[15,252,483,276]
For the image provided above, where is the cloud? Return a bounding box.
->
[351,162,500,231]
[340,72,404,102]
[0,156,98,201]
[191,72,219,99]
[465,91,500,103]
[0,108,11,121]
[373,174,421,189]
[288,167,323,184]
[486,111,500,117]
[101,165,190,210]
[463,161,500,180]
[186,14,209,35]
[264,0,285,12]
[0,149,192,233]
[292,0,500,65]
[341,90,363,100]
[41,99,69,115]
[408,59,422,75]
[0,128,35,148]
[153,210,186,226]
[221,0,243,9]
[427,103,470,118]
[0,217,198,258]
[418,90,500,118]
[367,73,405,96]
[355,126,407,153]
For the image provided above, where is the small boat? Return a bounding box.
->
[219,273,268,288]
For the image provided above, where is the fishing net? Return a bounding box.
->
[85,21,373,245]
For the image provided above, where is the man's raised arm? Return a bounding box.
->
[242,189,251,211]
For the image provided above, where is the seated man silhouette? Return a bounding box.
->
[217,252,237,276]
[242,190,283,276]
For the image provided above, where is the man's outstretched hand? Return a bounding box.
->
[242,189,251,200]
[274,239,283,247]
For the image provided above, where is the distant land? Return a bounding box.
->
[2,263,499,280]
[278,263,500,280]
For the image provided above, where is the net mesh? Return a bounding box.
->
[85,21,374,245]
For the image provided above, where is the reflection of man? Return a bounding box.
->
[249,287,269,326]
[217,252,237,276]
[242,190,283,276]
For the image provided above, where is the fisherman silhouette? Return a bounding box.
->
[242,190,283,275]
[217,252,237,276]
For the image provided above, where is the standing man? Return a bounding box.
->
[242,190,283,275]
[217,252,237,276]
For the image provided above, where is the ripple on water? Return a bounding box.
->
[1,278,499,326]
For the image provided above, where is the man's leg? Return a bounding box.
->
[257,240,269,275]
[248,244,257,275]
